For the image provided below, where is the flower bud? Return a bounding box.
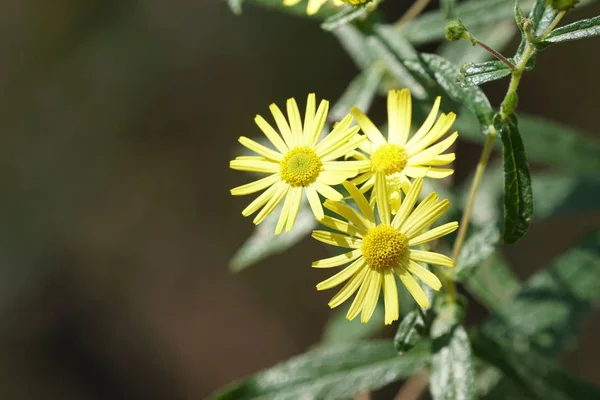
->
[445,20,475,45]
[547,0,579,11]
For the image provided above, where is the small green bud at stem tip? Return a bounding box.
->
[445,20,475,45]
[547,0,579,11]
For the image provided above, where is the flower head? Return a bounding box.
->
[230,94,369,234]
[312,174,458,324]
[350,89,458,213]
[283,0,344,16]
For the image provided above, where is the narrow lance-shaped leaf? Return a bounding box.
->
[366,36,427,99]
[537,16,600,49]
[330,66,385,122]
[494,114,533,243]
[229,201,316,272]
[322,302,385,344]
[332,24,373,70]
[454,223,501,281]
[394,309,427,353]
[321,6,370,31]
[430,302,475,400]
[405,53,494,133]
[210,341,431,400]
[465,253,521,315]
[458,60,512,87]
[455,113,600,175]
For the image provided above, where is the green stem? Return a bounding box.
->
[451,130,497,263]
[537,10,567,42]
[395,0,431,28]
[500,41,535,119]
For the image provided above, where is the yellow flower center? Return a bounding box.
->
[371,144,408,175]
[279,146,323,187]
[361,225,408,270]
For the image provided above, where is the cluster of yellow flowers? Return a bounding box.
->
[230,89,459,324]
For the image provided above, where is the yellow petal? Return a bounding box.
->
[253,184,288,226]
[404,166,454,179]
[313,182,343,201]
[231,174,280,196]
[312,249,363,268]
[375,171,391,225]
[303,93,316,140]
[305,186,324,220]
[238,136,283,161]
[392,177,423,229]
[407,113,456,154]
[404,200,450,238]
[230,159,279,173]
[241,181,281,217]
[318,170,357,186]
[312,230,362,248]
[405,97,441,149]
[307,0,327,15]
[316,258,365,290]
[404,260,442,290]
[388,89,411,146]
[409,250,454,267]
[328,264,369,308]
[269,102,296,148]
[287,97,303,143]
[285,186,303,232]
[323,200,371,232]
[408,222,458,246]
[315,114,353,155]
[351,106,386,146]
[307,98,329,147]
[319,216,366,238]
[361,270,382,323]
[396,267,430,308]
[320,132,366,162]
[343,181,375,223]
[283,0,302,5]
[347,269,374,320]
[382,269,399,325]
[407,132,458,165]
[254,115,289,154]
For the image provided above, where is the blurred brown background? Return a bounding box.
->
[0,1,598,399]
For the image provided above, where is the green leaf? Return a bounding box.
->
[210,340,431,400]
[322,301,385,345]
[474,331,600,400]
[459,60,512,87]
[405,53,494,132]
[367,37,427,99]
[227,0,244,15]
[465,254,521,315]
[494,114,533,243]
[330,66,385,122]
[476,230,600,398]
[394,309,427,353]
[402,0,523,46]
[331,24,373,70]
[533,174,600,219]
[483,229,600,356]
[229,202,316,272]
[455,223,501,281]
[430,303,475,400]
[321,6,370,31]
[456,113,600,175]
[537,16,600,49]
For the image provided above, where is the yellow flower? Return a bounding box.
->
[283,0,344,16]
[312,174,458,324]
[350,89,458,213]
[230,94,369,234]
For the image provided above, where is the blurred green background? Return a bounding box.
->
[0,0,599,399]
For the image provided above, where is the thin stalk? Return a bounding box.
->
[451,130,497,262]
[474,39,516,69]
[537,10,567,41]
[395,0,431,27]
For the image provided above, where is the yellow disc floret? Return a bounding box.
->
[280,146,323,187]
[371,144,408,175]
[361,225,408,270]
